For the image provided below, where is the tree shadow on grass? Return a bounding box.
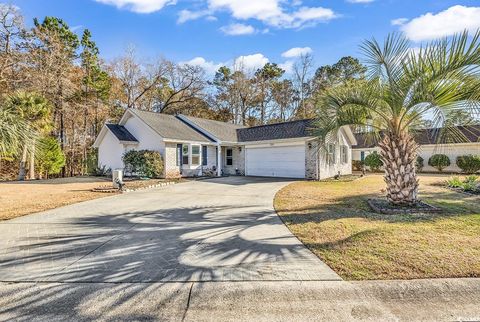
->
[277,185,480,226]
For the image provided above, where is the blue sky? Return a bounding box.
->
[10,0,480,74]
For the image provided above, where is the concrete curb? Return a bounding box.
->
[123,181,177,192]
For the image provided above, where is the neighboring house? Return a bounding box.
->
[352,125,480,172]
[93,108,357,179]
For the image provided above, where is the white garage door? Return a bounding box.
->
[245,144,306,178]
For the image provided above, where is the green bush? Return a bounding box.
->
[36,136,66,178]
[122,149,163,178]
[364,151,383,172]
[123,149,143,175]
[456,155,480,174]
[86,148,99,175]
[140,150,163,178]
[446,175,479,192]
[415,156,424,172]
[462,176,478,192]
[428,154,450,172]
[446,176,463,188]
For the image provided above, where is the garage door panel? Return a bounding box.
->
[246,145,305,178]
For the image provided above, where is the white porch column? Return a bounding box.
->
[216,144,222,176]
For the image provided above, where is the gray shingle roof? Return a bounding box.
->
[130,109,213,143]
[237,119,315,142]
[105,124,138,142]
[353,125,480,149]
[181,115,245,142]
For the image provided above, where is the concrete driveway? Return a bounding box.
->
[0,176,339,283]
[2,177,479,321]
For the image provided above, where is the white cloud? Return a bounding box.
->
[180,53,270,75]
[95,0,338,29]
[220,23,256,35]
[391,18,408,26]
[181,51,299,76]
[94,0,176,13]
[347,0,374,3]
[178,9,211,23]
[399,5,480,41]
[279,60,295,74]
[234,53,269,71]
[289,7,336,28]
[179,56,223,76]
[281,47,312,58]
[181,0,338,29]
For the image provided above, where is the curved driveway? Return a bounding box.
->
[0,176,339,283]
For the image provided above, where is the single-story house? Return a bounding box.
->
[93,108,357,179]
[352,125,480,172]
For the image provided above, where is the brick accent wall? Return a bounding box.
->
[305,140,319,180]
[164,142,181,179]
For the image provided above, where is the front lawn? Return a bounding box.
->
[274,174,480,280]
[0,176,178,221]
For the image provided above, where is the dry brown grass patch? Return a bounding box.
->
[274,174,480,280]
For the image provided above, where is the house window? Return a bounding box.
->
[182,144,189,165]
[202,146,208,166]
[327,143,336,164]
[226,148,233,166]
[360,151,365,162]
[176,144,182,166]
[340,145,348,164]
[191,145,200,165]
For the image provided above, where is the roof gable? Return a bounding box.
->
[127,109,213,143]
[179,115,245,142]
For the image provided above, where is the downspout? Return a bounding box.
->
[216,143,222,177]
[316,140,320,181]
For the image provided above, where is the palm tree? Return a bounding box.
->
[4,92,52,180]
[0,107,34,160]
[315,31,480,205]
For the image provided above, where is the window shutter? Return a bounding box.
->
[176,144,182,166]
[202,146,208,166]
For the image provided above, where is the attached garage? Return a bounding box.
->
[245,144,306,178]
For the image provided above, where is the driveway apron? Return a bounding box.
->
[0,177,340,283]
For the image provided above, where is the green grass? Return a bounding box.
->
[274,174,480,280]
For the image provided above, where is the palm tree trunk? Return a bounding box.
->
[18,145,27,181]
[378,131,419,205]
[29,145,35,180]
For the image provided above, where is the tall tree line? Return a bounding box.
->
[0,4,368,180]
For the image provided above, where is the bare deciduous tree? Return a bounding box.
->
[293,53,314,118]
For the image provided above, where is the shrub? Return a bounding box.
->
[122,150,143,175]
[428,154,450,172]
[122,149,163,178]
[415,156,424,172]
[446,176,463,188]
[462,176,478,192]
[140,150,163,178]
[446,175,479,192]
[364,152,383,172]
[456,155,480,174]
[86,148,99,175]
[91,165,111,177]
[36,136,66,178]
[463,175,479,184]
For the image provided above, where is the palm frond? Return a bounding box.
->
[0,107,37,158]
